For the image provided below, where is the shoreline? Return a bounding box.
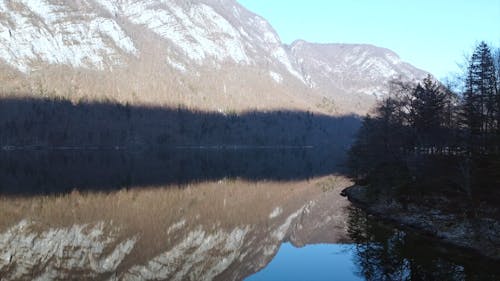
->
[1,145,316,152]
[341,185,500,261]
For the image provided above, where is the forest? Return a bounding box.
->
[348,42,500,205]
[0,98,359,149]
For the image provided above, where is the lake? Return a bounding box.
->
[0,149,498,280]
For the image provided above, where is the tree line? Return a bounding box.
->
[348,41,500,202]
[0,97,359,148]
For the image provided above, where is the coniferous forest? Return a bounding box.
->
[348,41,500,205]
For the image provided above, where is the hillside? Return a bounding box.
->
[290,41,428,111]
[0,0,429,114]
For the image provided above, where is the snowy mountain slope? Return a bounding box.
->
[290,40,429,98]
[0,0,138,72]
[0,0,430,113]
[0,0,301,81]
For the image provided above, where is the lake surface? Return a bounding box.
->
[248,207,500,281]
[246,243,363,281]
[0,149,498,280]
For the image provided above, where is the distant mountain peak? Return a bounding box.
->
[290,40,429,98]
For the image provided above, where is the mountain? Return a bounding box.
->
[290,41,428,97]
[0,0,429,114]
[0,0,299,76]
[289,41,429,111]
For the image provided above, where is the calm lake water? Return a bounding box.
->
[248,207,500,281]
[0,149,498,280]
[246,243,363,281]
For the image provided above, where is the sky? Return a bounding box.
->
[237,0,500,79]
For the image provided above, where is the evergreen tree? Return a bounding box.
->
[494,48,500,135]
[463,42,498,152]
[410,75,449,149]
[347,40,500,201]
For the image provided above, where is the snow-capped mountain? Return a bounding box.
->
[0,0,137,72]
[0,0,299,77]
[0,0,429,113]
[290,40,429,98]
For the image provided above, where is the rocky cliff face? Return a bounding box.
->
[0,0,301,80]
[290,41,428,98]
[0,0,429,114]
[289,41,429,113]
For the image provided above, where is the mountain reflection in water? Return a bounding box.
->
[246,243,363,281]
[0,147,346,195]
[0,174,352,281]
[0,150,499,280]
[247,206,500,281]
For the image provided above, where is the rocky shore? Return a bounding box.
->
[341,185,500,260]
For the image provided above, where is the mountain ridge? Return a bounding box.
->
[0,0,430,114]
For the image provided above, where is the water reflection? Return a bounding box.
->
[1,176,499,280]
[347,207,500,281]
[246,243,363,281]
[0,147,346,195]
[244,206,500,281]
[1,148,499,280]
[0,176,352,281]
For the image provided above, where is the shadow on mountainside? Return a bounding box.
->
[0,97,361,195]
[0,97,360,148]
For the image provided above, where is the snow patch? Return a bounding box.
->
[90,18,138,55]
[18,0,58,23]
[271,48,304,82]
[166,57,187,73]
[269,71,283,84]
[269,206,283,219]
[94,0,120,16]
[167,219,187,234]
[263,31,279,44]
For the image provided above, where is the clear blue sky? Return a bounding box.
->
[237,0,500,79]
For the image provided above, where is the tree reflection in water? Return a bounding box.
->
[347,207,499,281]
